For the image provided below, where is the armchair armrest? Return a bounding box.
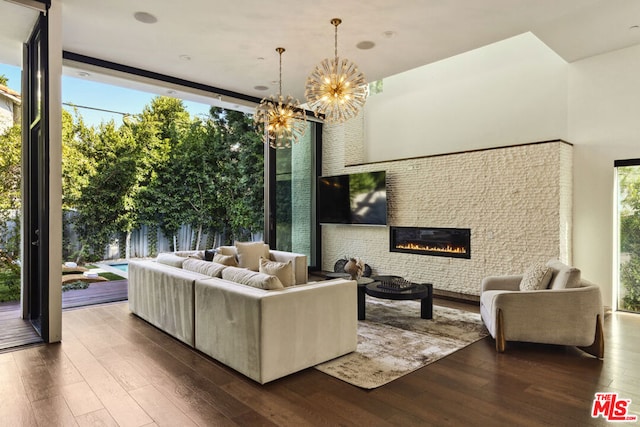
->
[491,285,603,347]
[481,275,522,292]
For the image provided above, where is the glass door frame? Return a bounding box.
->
[614,158,640,313]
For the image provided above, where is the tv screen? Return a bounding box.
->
[318,171,387,225]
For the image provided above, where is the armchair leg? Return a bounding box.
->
[495,309,506,352]
[578,314,605,359]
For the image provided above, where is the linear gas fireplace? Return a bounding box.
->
[390,226,471,259]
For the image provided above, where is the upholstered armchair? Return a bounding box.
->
[480,260,604,358]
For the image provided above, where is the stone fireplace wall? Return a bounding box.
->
[322,122,573,297]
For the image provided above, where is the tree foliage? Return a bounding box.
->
[61,96,264,259]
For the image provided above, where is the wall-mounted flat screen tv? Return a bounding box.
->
[318,171,387,225]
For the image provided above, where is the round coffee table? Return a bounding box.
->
[360,279,433,319]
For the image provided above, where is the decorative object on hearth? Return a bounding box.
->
[305,18,368,123]
[315,299,488,388]
[334,257,372,277]
[254,47,307,149]
[343,257,364,280]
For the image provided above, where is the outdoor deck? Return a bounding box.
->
[0,279,128,351]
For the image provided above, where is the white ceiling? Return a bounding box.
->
[3,0,640,104]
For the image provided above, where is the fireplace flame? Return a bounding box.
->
[395,242,467,254]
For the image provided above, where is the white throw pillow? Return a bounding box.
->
[222,266,284,290]
[259,257,295,287]
[520,263,553,291]
[235,241,270,271]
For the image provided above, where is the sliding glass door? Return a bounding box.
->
[22,12,50,338]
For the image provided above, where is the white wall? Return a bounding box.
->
[363,32,569,163]
[568,43,640,309]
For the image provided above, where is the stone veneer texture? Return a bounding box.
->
[322,132,573,296]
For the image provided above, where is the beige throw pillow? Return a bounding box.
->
[212,253,238,267]
[235,241,270,271]
[520,263,553,291]
[546,260,581,289]
[221,266,284,290]
[259,257,295,287]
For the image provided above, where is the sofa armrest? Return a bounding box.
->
[490,285,603,346]
[481,275,522,292]
[194,278,357,383]
[270,250,308,285]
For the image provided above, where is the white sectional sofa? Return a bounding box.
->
[128,244,358,384]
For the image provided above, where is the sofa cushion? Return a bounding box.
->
[259,257,295,287]
[519,263,553,291]
[212,253,238,267]
[546,260,581,289]
[222,266,284,290]
[156,253,187,268]
[235,241,270,271]
[183,258,226,278]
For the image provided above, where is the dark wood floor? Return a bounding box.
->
[0,298,638,426]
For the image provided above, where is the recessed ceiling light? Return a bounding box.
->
[257,57,265,61]
[179,54,191,61]
[133,11,157,24]
[382,30,396,38]
[356,41,375,50]
[77,71,90,77]
[254,85,269,91]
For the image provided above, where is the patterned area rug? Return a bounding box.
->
[315,299,488,389]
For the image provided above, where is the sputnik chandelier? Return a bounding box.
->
[254,47,307,149]
[305,18,369,123]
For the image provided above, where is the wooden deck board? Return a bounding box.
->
[0,279,128,350]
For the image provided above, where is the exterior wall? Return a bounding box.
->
[0,88,21,134]
[322,135,572,297]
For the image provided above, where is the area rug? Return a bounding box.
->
[314,299,488,389]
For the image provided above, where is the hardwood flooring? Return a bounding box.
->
[0,299,638,426]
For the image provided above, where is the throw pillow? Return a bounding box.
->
[221,266,284,290]
[212,253,238,267]
[546,260,581,289]
[204,249,217,262]
[519,263,553,291]
[259,257,295,287]
[156,253,187,268]
[182,258,227,278]
[235,241,270,271]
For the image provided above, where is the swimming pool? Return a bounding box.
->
[110,263,129,272]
